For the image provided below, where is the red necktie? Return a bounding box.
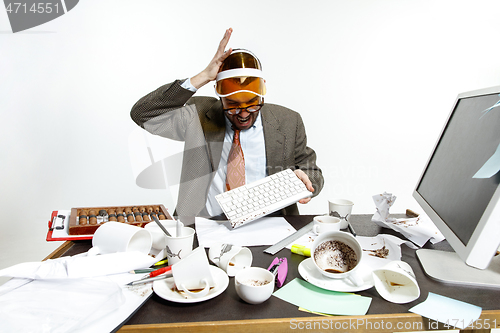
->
[226,129,245,191]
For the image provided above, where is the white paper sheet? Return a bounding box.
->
[0,273,153,333]
[371,192,445,247]
[195,217,296,248]
[75,273,153,333]
[0,251,158,279]
[0,250,158,333]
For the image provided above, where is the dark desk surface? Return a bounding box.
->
[51,215,500,333]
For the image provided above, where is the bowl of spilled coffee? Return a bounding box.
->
[312,231,364,285]
[235,267,275,304]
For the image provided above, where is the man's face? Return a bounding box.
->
[222,93,263,131]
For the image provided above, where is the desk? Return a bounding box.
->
[45,215,500,333]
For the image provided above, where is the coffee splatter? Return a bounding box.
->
[364,245,389,259]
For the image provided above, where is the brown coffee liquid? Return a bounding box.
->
[390,282,405,286]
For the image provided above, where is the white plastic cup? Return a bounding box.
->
[164,227,195,265]
[328,199,354,229]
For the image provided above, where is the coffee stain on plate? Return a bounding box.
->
[364,240,390,259]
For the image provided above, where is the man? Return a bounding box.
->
[131,28,323,218]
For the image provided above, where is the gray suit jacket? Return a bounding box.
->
[131,80,324,218]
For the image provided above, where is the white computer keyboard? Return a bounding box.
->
[215,168,313,228]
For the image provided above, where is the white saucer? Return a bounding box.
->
[298,258,374,292]
[153,265,229,303]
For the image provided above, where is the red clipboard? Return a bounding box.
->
[46,210,93,241]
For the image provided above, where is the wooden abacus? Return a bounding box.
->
[69,204,172,235]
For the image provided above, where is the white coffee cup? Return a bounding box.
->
[208,243,253,277]
[328,199,354,229]
[312,231,364,286]
[144,219,185,250]
[313,215,341,235]
[164,227,195,265]
[372,260,420,304]
[235,267,275,304]
[171,247,215,298]
[88,222,152,256]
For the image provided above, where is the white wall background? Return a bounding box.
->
[1,0,500,272]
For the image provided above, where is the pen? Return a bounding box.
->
[129,268,155,274]
[154,258,169,266]
[148,266,172,278]
[126,272,173,286]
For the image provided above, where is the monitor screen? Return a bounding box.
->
[416,92,500,245]
[414,85,500,271]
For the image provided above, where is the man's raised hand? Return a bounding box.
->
[191,28,233,89]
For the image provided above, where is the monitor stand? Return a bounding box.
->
[416,249,500,288]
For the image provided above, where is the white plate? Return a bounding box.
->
[298,258,374,292]
[153,265,229,303]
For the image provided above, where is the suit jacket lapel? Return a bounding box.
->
[201,101,226,172]
[261,106,285,174]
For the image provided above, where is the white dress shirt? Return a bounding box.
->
[181,79,267,216]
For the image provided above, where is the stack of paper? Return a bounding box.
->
[195,217,297,248]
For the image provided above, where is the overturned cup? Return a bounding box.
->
[372,260,420,304]
[208,243,253,277]
[88,222,152,256]
[171,247,215,298]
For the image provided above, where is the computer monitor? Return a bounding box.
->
[413,85,500,288]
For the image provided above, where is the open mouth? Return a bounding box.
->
[237,114,251,124]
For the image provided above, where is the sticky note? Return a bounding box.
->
[273,278,372,316]
[409,292,482,329]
